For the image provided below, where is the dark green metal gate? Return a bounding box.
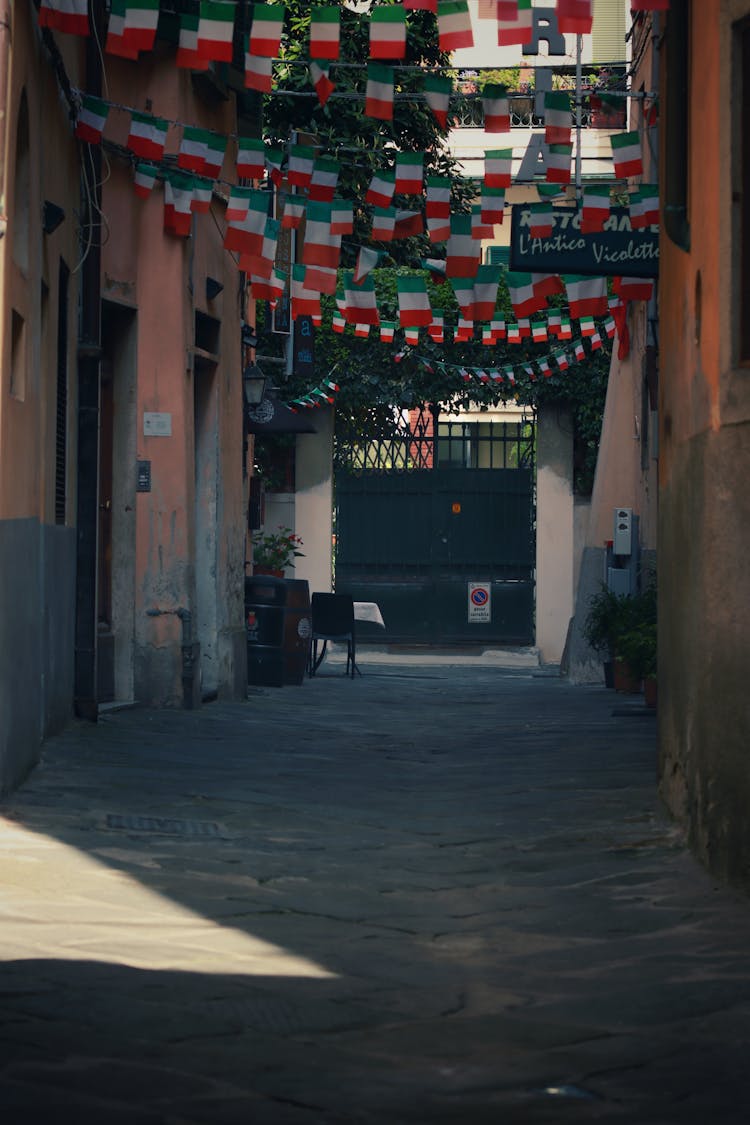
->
[334,408,536,645]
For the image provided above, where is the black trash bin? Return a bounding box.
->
[245,575,312,687]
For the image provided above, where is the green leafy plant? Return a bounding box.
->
[583,585,636,658]
[251,527,305,571]
[584,583,657,673]
[617,620,657,681]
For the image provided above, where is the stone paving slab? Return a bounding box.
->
[1,660,750,1122]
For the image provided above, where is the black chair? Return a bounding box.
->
[309,593,358,678]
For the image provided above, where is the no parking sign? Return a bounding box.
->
[468,582,491,623]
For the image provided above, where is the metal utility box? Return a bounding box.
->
[613,507,633,556]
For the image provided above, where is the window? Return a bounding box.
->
[437,420,534,469]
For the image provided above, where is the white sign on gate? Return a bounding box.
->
[468,582,491,623]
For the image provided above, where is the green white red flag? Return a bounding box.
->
[532,272,564,298]
[611,131,643,178]
[574,342,586,362]
[482,85,510,133]
[366,64,394,120]
[581,184,611,232]
[564,274,608,317]
[397,276,432,327]
[190,177,213,214]
[250,268,286,304]
[164,174,194,238]
[508,323,522,345]
[613,275,654,302]
[428,215,451,243]
[371,208,397,241]
[590,331,603,349]
[369,6,406,59]
[332,313,346,334]
[127,112,168,162]
[302,202,342,270]
[75,95,109,143]
[579,314,596,335]
[544,91,571,145]
[223,190,269,255]
[426,176,451,218]
[506,272,545,318]
[105,0,139,57]
[330,199,354,235]
[437,1,473,50]
[240,217,280,276]
[291,264,322,319]
[342,271,380,325]
[546,143,573,184]
[446,214,480,277]
[39,0,89,35]
[176,14,208,69]
[395,152,424,195]
[538,358,552,377]
[404,327,420,345]
[555,352,569,371]
[225,186,254,223]
[423,75,452,130]
[288,144,316,188]
[133,163,158,199]
[249,4,285,56]
[354,247,383,284]
[310,6,340,59]
[309,62,335,106]
[394,210,424,238]
[122,0,160,54]
[548,310,561,335]
[265,149,284,187]
[497,0,532,45]
[559,314,572,340]
[471,265,503,321]
[529,202,553,238]
[629,184,659,228]
[309,156,340,202]
[355,323,372,339]
[481,187,506,224]
[197,0,236,63]
[244,53,274,94]
[236,137,266,180]
[379,322,396,343]
[366,170,396,208]
[303,264,338,295]
[532,320,548,343]
[485,148,513,188]
[471,205,494,241]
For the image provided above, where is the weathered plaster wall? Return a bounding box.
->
[535,405,574,665]
[295,410,335,596]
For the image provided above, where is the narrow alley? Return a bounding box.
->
[2,657,749,1123]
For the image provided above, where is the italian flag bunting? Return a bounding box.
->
[506,272,545,318]
[481,187,506,224]
[354,247,383,284]
[225,186,254,223]
[611,131,643,178]
[504,365,516,383]
[249,4,285,56]
[426,176,451,218]
[548,310,561,335]
[490,318,506,339]
[574,342,586,363]
[579,314,596,335]
[524,363,536,381]
[556,0,594,35]
[309,156,340,202]
[404,328,421,346]
[178,126,209,173]
[559,314,572,340]
[355,323,371,339]
[380,322,396,343]
[105,0,139,57]
[310,6,340,59]
[332,312,346,334]
[251,268,286,304]
[482,327,494,345]
[223,190,269,255]
[302,202,341,270]
[581,184,611,232]
[330,198,354,235]
[304,263,338,295]
[437,0,473,51]
[555,352,569,371]
[244,217,280,275]
[394,210,424,238]
[613,276,654,302]
[471,205,494,240]
[342,271,380,325]
[287,144,316,189]
[423,75,452,130]
[202,133,226,178]
[546,143,573,184]
[191,177,213,214]
[366,170,396,209]
[395,277,431,328]
[405,0,437,9]
[133,163,158,199]
[532,320,548,343]
[497,0,532,45]
[428,215,451,243]
[446,214,480,277]
[39,0,89,35]
[75,95,109,144]
[369,6,406,59]
[519,317,531,337]
[538,182,566,199]
[450,277,475,319]
[122,0,160,54]
[164,175,194,238]
[265,148,285,187]
[564,275,608,318]
[590,331,603,350]
[604,316,616,338]
[291,265,321,320]
[197,0,236,63]
[176,14,208,69]
[422,258,446,280]
[539,358,552,377]
[472,265,502,321]
[245,54,274,94]
[428,312,444,342]
[544,91,572,145]
[506,321,521,345]
[236,137,266,180]
[482,86,510,133]
[371,207,397,241]
[395,152,424,195]
[127,112,168,162]
[485,148,513,188]
[532,272,563,297]
[309,62,335,106]
[529,202,553,238]
[629,184,659,228]
[366,64,394,121]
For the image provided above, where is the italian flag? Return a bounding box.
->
[342,272,380,325]
[395,152,424,195]
[532,320,548,343]
[75,95,109,143]
[394,210,424,238]
[544,91,571,145]
[366,170,396,209]
[354,247,383,284]
[310,6,340,59]
[451,277,475,318]
[236,137,266,180]
[287,144,315,188]
[197,0,236,63]
[482,85,510,133]
[538,358,552,377]
[265,149,284,187]
[302,202,341,270]
[291,265,321,320]
[332,313,346,334]
[548,310,561,335]
[490,318,506,339]
[523,364,536,381]
[437,1,473,50]
[579,314,596,335]
[249,4,285,56]
[497,0,532,45]
[456,320,473,340]
[178,127,209,173]
[405,0,437,9]
[370,6,406,59]
[485,148,513,188]
[506,272,544,318]
[309,156,340,202]
[191,177,213,214]
[380,322,396,343]
[176,14,208,69]
[590,331,603,350]
[472,265,502,321]
[518,317,531,337]
[245,54,274,94]
[446,214,480,277]
[164,175,194,238]
[546,143,573,184]
[426,176,451,218]
[39,0,89,35]
[564,274,608,318]
[529,202,553,238]
[404,327,420,346]
[507,323,520,344]
[559,315,572,340]
[122,0,160,54]
[366,64,394,121]
[371,207,397,241]
[423,75,452,130]
[629,184,659,228]
[127,112,168,162]
[254,218,280,272]
[538,182,566,199]
[532,272,563,297]
[471,205,494,241]
[133,163,158,199]
[303,264,338,295]
[574,342,586,362]
[481,187,505,225]
[613,275,654,302]
[309,62,335,107]
[482,328,493,345]
[330,199,354,235]
[428,216,451,243]
[428,312,444,342]
[355,323,372,339]
[251,268,286,304]
[421,258,446,280]
[223,191,269,255]
[557,0,594,35]
[611,131,643,178]
[105,0,139,58]
[504,365,516,383]
[397,276,432,327]
[581,184,610,232]
[225,186,254,223]
[555,352,569,371]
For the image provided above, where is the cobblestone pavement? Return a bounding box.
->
[2,657,750,1123]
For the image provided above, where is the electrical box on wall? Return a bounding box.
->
[613,508,633,556]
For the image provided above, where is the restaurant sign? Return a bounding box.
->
[509,206,659,278]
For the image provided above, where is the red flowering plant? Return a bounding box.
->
[251,526,305,571]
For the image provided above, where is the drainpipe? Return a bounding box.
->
[73,14,103,719]
[0,0,11,242]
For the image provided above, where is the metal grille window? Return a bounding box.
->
[437,420,534,470]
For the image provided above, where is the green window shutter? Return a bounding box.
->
[486,245,510,267]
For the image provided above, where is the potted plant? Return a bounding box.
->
[618,621,657,704]
[250,526,304,577]
[583,585,634,687]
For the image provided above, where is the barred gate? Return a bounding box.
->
[334,407,536,645]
